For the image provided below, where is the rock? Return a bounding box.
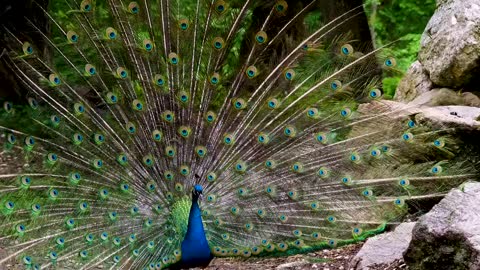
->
[414,105,480,129]
[409,88,480,108]
[358,100,480,130]
[404,182,480,270]
[395,61,433,102]
[394,0,480,103]
[350,222,416,270]
[418,0,480,88]
[409,88,465,106]
[463,92,480,107]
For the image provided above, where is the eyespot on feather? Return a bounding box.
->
[274,1,288,14]
[213,0,228,14]
[245,66,258,78]
[168,52,180,65]
[143,39,154,52]
[255,31,268,44]
[105,27,118,40]
[67,31,79,43]
[128,2,139,14]
[115,67,128,79]
[22,42,34,55]
[212,37,225,50]
[80,0,93,12]
[178,19,190,30]
[340,44,354,55]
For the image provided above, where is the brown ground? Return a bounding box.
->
[199,243,408,270]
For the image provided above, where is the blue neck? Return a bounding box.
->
[183,199,207,242]
[180,197,211,266]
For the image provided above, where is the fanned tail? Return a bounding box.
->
[0,0,477,269]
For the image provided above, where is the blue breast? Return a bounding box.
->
[180,187,212,267]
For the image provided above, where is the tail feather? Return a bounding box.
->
[0,0,476,269]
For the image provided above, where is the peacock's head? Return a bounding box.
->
[192,184,203,201]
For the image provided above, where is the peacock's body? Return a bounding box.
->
[0,0,476,269]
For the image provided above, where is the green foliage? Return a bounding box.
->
[382,76,402,98]
[366,0,436,43]
[364,0,437,97]
[381,33,423,97]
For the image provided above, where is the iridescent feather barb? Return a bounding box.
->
[0,0,476,269]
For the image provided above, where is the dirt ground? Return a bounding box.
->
[200,243,408,270]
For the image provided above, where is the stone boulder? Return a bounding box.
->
[395,61,433,102]
[404,182,480,270]
[395,0,480,102]
[409,88,480,108]
[414,105,480,130]
[419,0,480,88]
[350,222,416,270]
[358,100,480,130]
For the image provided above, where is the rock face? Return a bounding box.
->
[419,0,480,88]
[350,222,416,270]
[409,88,468,107]
[359,100,480,130]
[395,61,433,102]
[414,105,480,129]
[395,0,480,103]
[404,182,480,270]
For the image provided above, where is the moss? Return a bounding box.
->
[405,231,475,270]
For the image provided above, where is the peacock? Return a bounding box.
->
[0,0,476,269]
